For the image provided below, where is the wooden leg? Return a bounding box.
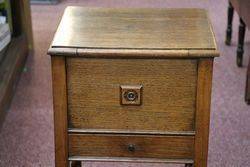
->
[51,57,68,167]
[185,163,194,167]
[69,161,82,167]
[245,57,250,104]
[194,59,213,167]
[225,1,234,45]
[236,18,246,67]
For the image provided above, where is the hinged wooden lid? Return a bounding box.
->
[49,7,219,58]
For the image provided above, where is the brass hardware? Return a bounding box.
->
[127,144,136,152]
[120,85,142,105]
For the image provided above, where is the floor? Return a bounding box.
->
[0,0,250,167]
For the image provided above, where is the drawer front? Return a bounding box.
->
[67,58,197,132]
[68,134,194,159]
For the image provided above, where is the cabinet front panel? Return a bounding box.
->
[67,58,197,132]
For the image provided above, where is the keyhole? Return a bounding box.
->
[124,90,138,101]
[128,144,136,152]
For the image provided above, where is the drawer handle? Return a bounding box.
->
[127,144,136,152]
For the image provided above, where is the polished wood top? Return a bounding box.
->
[49,7,219,58]
[51,7,217,51]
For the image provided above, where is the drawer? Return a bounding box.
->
[68,134,194,159]
[67,58,197,132]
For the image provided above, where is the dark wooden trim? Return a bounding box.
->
[194,58,214,167]
[51,56,68,167]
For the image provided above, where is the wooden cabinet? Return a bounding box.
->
[48,7,219,167]
[0,0,33,127]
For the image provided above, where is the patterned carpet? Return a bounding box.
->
[0,0,249,166]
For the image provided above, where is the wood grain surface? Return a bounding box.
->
[48,7,219,167]
[51,7,216,50]
[194,59,213,167]
[68,134,194,159]
[67,58,197,132]
[48,48,219,58]
[51,57,68,167]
